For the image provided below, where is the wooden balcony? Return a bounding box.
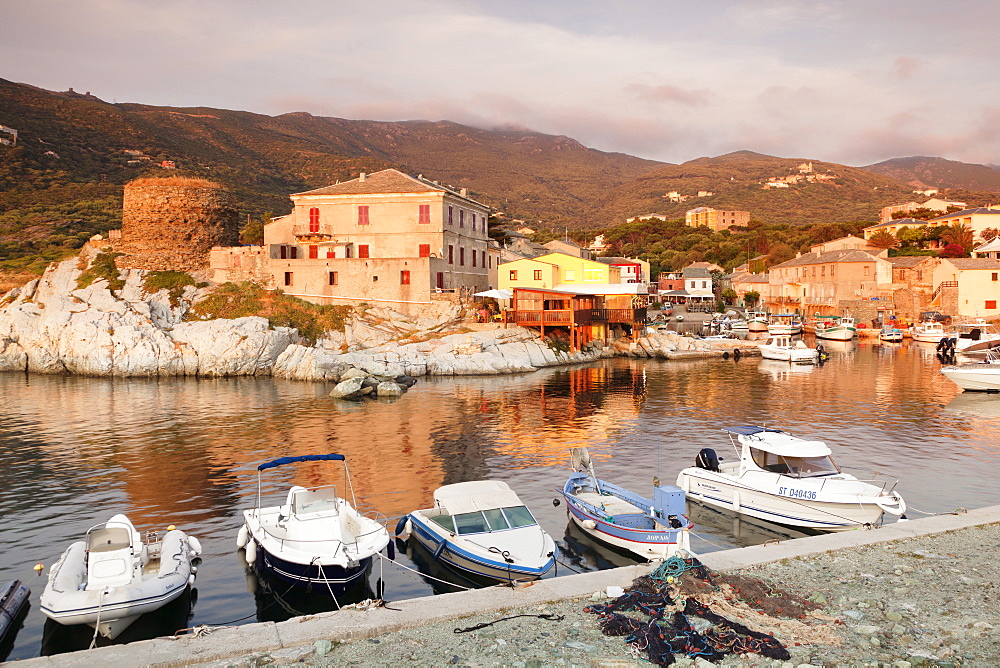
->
[508,308,646,326]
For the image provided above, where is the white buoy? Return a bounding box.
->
[236,525,249,550]
[582,519,597,530]
[245,540,257,565]
[188,536,203,556]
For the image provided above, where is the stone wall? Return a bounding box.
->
[208,246,273,287]
[117,177,239,272]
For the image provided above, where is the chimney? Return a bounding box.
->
[359,172,366,182]
[460,188,468,197]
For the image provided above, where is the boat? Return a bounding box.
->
[758,334,819,363]
[237,453,390,590]
[395,480,556,584]
[879,324,904,342]
[767,313,802,335]
[747,311,769,332]
[940,348,1000,392]
[558,448,692,560]
[911,320,950,343]
[39,515,201,639]
[676,426,907,530]
[813,316,857,341]
[728,318,749,331]
[940,319,1000,356]
[0,580,30,662]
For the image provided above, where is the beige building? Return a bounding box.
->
[257,169,491,311]
[931,258,1000,318]
[685,207,750,231]
[878,198,966,224]
[865,207,1000,244]
[766,248,893,317]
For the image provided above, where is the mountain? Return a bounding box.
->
[592,152,914,227]
[862,156,1000,192]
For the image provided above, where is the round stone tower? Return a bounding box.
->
[118,176,239,271]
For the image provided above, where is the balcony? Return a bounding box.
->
[292,225,335,241]
[508,308,646,326]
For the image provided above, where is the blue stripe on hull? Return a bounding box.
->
[256,545,369,590]
[563,499,683,545]
[688,491,857,528]
[408,518,553,581]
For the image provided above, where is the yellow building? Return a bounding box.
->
[498,252,621,291]
[684,207,750,231]
[864,207,1000,243]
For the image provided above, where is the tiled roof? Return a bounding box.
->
[928,207,1000,222]
[865,217,922,230]
[889,256,935,267]
[682,267,712,278]
[941,258,1000,270]
[293,169,482,203]
[770,248,881,269]
[594,256,639,265]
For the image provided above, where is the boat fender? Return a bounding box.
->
[245,540,257,565]
[387,540,396,561]
[875,494,907,516]
[695,448,720,472]
[433,541,446,559]
[188,536,202,556]
[581,519,597,530]
[236,525,249,550]
[394,516,411,540]
[188,574,196,587]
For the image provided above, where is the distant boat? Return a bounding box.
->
[911,320,950,343]
[559,448,692,560]
[758,334,819,363]
[40,515,201,639]
[747,311,769,332]
[396,480,556,584]
[814,316,857,341]
[879,324,904,342]
[237,454,390,591]
[940,348,1000,392]
[767,313,802,335]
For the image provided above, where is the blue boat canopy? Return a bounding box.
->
[258,454,345,471]
[722,426,784,436]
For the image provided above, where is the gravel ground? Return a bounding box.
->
[213,522,999,668]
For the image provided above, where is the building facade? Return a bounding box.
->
[684,207,751,231]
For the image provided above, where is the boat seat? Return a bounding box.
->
[86,526,136,588]
[575,492,642,516]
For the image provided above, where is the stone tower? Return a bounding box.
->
[118,176,239,271]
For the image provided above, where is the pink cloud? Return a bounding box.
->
[892,56,923,79]
[626,83,710,106]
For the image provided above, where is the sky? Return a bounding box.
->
[3,0,999,167]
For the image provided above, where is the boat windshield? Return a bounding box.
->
[451,506,537,535]
[750,447,839,477]
[291,486,340,516]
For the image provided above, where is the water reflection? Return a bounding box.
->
[3,342,1000,660]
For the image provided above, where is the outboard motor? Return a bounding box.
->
[695,448,720,472]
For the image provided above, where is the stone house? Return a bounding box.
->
[259,169,491,312]
[887,256,938,318]
[766,249,893,318]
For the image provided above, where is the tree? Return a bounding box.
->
[939,243,968,258]
[766,243,795,266]
[939,222,974,253]
[896,226,926,247]
[743,290,760,307]
[721,288,737,305]
[867,229,899,249]
[981,228,999,242]
[240,212,269,245]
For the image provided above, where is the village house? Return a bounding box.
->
[684,207,750,231]
[862,218,928,242]
[887,256,938,317]
[543,238,592,259]
[864,206,1000,244]
[593,256,651,287]
[728,271,770,307]
[878,197,966,224]
[251,169,491,312]
[973,237,1000,260]
[931,258,1000,318]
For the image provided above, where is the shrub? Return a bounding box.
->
[142,271,197,307]
[76,251,124,291]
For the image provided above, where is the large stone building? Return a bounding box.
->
[219,169,494,312]
[684,207,750,231]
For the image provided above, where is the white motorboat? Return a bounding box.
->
[237,453,390,590]
[747,311,769,332]
[767,313,802,335]
[940,319,1000,356]
[40,514,201,639]
[940,348,1000,392]
[814,316,857,341]
[559,448,692,560]
[879,324,904,342]
[396,480,556,583]
[758,334,818,363]
[911,320,950,343]
[676,426,907,530]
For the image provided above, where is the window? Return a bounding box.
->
[917,270,923,280]
[448,206,453,225]
[831,266,835,277]
[358,244,369,259]
[993,273,999,282]
[401,270,410,285]
[987,300,997,309]
[358,205,369,225]
[472,250,477,267]
[702,281,707,289]
[344,246,352,258]
[821,266,826,276]
[284,272,292,286]
[564,270,576,281]
[372,275,378,282]
[459,210,464,228]
[308,245,318,259]
[328,271,338,286]
[419,244,430,258]
[418,204,430,224]
[460,247,465,266]
[308,207,320,233]
[584,269,603,281]
[280,246,287,259]
[533,269,542,280]
[448,245,454,264]
[290,246,298,259]
[864,265,870,276]
[472,214,476,231]
[509,270,518,280]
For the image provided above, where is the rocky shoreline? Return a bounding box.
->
[0,258,743,383]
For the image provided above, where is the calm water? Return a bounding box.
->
[2,339,999,660]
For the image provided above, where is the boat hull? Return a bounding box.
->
[759,347,817,363]
[676,469,891,530]
[252,542,370,590]
[563,503,689,559]
[405,516,554,583]
[940,365,1000,392]
[815,327,856,341]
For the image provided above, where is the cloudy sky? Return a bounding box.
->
[4,0,999,166]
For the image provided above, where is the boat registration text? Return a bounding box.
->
[778,487,816,500]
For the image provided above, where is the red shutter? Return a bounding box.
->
[401,270,410,285]
[418,204,430,223]
[309,207,320,233]
[308,245,318,259]
[419,244,430,258]
[290,246,298,259]
[358,206,369,225]
[359,245,369,259]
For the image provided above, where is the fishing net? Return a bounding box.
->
[584,556,834,666]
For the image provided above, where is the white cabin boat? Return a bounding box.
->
[238,454,390,590]
[879,324,904,342]
[396,481,556,583]
[940,348,1000,392]
[40,515,201,639]
[747,311,769,332]
[676,426,906,530]
[759,334,818,363]
[767,313,802,335]
[911,320,950,343]
[814,316,857,341]
[944,319,1000,355]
